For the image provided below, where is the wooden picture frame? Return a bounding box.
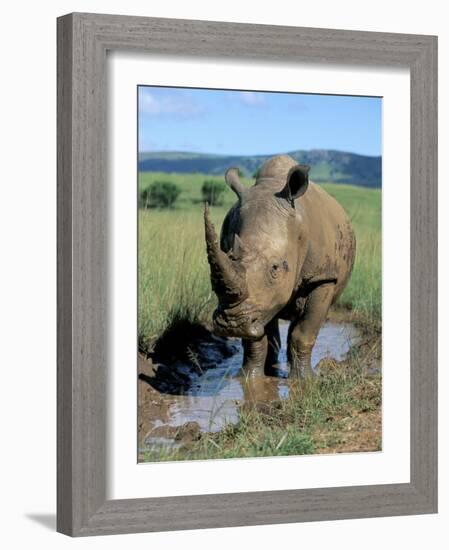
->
[57,12,438,536]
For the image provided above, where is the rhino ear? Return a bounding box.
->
[225,167,246,199]
[277,164,310,207]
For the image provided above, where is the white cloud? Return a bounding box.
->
[238,91,267,106]
[139,92,161,114]
[139,89,204,117]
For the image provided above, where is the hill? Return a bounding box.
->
[138,149,381,188]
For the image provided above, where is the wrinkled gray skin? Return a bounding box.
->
[204,155,356,378]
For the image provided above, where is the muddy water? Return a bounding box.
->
[140,321,359,456]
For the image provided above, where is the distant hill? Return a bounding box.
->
[138,149,382,188]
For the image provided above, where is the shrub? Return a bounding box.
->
[140,181,180,209]
[252,167,261,179]
[201,179,226,206]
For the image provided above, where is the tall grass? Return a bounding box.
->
[138,209,215,352]
[322,184,382,326]
[138,174,381,350]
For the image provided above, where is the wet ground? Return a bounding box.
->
[138,321,360,458]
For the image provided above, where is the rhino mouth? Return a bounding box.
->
[213,306,265,340]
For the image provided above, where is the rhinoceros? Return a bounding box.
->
[204,154,356,379]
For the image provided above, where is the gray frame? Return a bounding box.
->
[57,12,438,536]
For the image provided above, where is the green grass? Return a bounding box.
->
[138,172,381,352]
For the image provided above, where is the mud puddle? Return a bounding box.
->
[139,321,359,458]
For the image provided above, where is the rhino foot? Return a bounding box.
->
[288,348,317,380]
[289,361,317,380]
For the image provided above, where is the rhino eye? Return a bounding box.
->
[270,261,289,279]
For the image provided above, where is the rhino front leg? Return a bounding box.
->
[288,283,335,379]
[264,318,282,376]
[242,336,267,378]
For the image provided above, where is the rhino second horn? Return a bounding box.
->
[204,203,248,304]
[225,167,246,199]
[233,234,248,259]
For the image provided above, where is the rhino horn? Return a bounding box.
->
[232,234,248,259]
[204,203,248,304]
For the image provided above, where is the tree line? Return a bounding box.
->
[139,179,228,209]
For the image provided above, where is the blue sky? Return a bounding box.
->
[138,86,382,157]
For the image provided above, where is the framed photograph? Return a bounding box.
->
[57,13,437,536]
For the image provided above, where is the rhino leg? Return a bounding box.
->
[264,318,282,376]
[242,336,267,378]
[288,283,335,379]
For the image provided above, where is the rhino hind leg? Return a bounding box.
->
[288,283,336,379]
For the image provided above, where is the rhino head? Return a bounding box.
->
[204,157,310,340]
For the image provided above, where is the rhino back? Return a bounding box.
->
[298,182,356,298]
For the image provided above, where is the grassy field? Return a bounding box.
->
[138,171,381,353]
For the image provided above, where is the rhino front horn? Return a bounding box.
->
[204,202,248,305]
